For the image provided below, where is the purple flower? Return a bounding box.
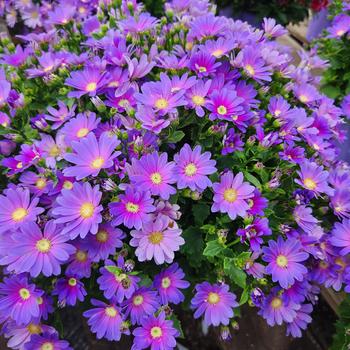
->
[294,205,319,233]
[0,80,10,108]
[247,190,268,216]
[212,171,255,220]
[0,187,44,234]
[135,106,170,134]
[128,152,176,200]
[109,187,155,230]
[173,144,216,192]
[341,94,350,118]
[123,287,160,325]
[186,80,211,117]
[1,45,30,67]
[191,282,238,326]
[63,132,120,180]
[263,18,287,38]
[47,4,76,25]
[328,14,350,38]
[66,248,92,278]
[330,220,350,256]
[286,304,313,338]
[295,161,334,197]
[44,100,76,130]
[0,275,42,325]
[24,332,72,350]
[262,237,309,289]
[132,312,179,350]
[331,190,350,218]
[279,143,305,164]
[153,263,190,305]
[65,66,108,98]
[0,221,75,277]
[53,182,103,239]
[130,216,184,265]
[188,51,221,77]
[83,299,123,341]
[119,12,159,34]
[294,84,321,105]
[188,13,228,41]
[26,52,62,78]
[52,276,87,306]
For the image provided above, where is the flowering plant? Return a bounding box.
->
[0,0,349,349]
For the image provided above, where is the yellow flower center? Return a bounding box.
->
[303,178,317,190]
[184,163,197,176]
[17,162,23,169]
[40,342,54,350]
[276,255,288,268]
[223,189,237,203]
[274,109,281,116]
[91,157,105,169]
[63,180,73,190]
[43,65,54,72]
[49,145,60,157]
[37,297,43,305]
[155,98,168,110]
[115,273,127,282]
[75,250,88,262]
[299,94,308,103]
[217,105,227,115]
[36,178,47,190]
[96,230,109,243]
[212,49,223,57]
[271,297,282,309]
[36,238,51,253]
[150,172,162,185]
[68,278,77,286]
[76,127,89,138]
[125,202,139,213]
[192,95,205,106]
[27,323,42,334]
[80,202,94,218]
[133,295,144,306]
[161,277,171,289]
[336,30,345,36]
[335,257,346,270]
[319,260,328,269]
[198,66,207,73]
[12,208,28,222]
[148,231,163,244]
[150,326,163,339]
[118,99,129,108]
[86,82,97,92]
[207,292,220,305]
[19,288,31,300]
[245,64,255,76]
[105,306,118,317]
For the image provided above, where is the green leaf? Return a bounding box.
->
[105,266,122,275]
[139,274,152,287]
[181,226,204,268]
[223,258,247,288]
[239,287,250,305]
[192,203,210,225]
[243,171,262,190]
[167,130,185,143]
[170,314,184,338]
[203,240,224,257]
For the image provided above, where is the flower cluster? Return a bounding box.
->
[0,0,349,348]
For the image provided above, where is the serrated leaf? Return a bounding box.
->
[170,314,184,338]
[223,258,247,288]
[167,130,185,143]
[203,240,224,257]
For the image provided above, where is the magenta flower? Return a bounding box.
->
[0,221,75,277]
[0,275,43,325]
[65,66,108,98]
[53,182,103,239]
[330,220,350,256]
[173,144,217,192]
[132,312,179,350]
[109,187,155,230]
[191,282,238,326]
[47,4,76,25]
[0,187,44,234]
[63,132,120,180]
[188,51,221,77]
[135,106,170,134]
[208,88,244,121]
[188,13,228,41]
[128,152,176,200]
[52,276,87,306]
[24,332,72,350]
[262,237,309,289]
[295,161,334,197]
[26,52,62,78]
[130,216,184,265]
[153,263,190,305]
[83,299,123,341]
[123,287,160,325]
[212,171,255,220]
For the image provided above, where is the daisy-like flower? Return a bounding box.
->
[191,282,238,326]
[294,84,321,105]
[52,276,87,306]
[59,112,100,146]
[328,14,350,38]
[293,205,319,233]
[330,220,350,256]
[66,247,92,278]
[132,312,179,350]
[208,88,244,121]
[212,171,255,220]
[262,237,309,289]
[188,13,228,41]
[109,187,155,230]
[135,106,170,134]
[63,132,120,180]
[119,12,159,34]
[19,171,53,196]
[123,287,160,325]
[0,80,11,108]
[0,187,44,234]
[83,299,123,341]
[0,275,43,325]
[0,221,75,277]
[24,332,72,350]
[25,52,62,78]
[65,66,108,99]
[47,3,76,26]
[173,144,217,192]
[44,100,76,130]
[295,161,334,197]
[135,73,186,116]
[130,216,184,265]
[186,80,211,117]
[201,38,236,58]
[128,152,176,200]
[153,263,190,305]
[331,190,350,218]
[82,223,124,262]
[53,182,103,239]
[188,51,221,77]
[286,303,313,338]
